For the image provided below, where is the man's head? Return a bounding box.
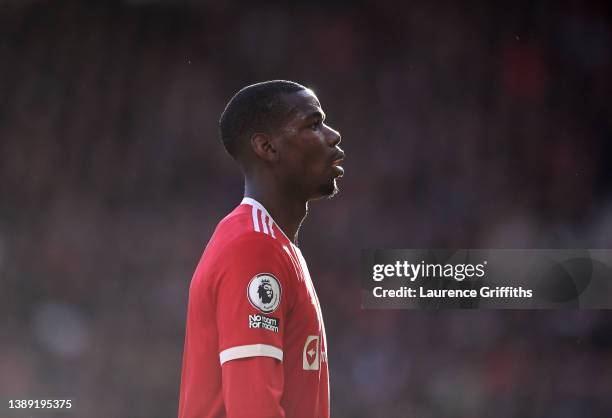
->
[219,80,344,201]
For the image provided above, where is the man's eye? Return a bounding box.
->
[310,122,321,131]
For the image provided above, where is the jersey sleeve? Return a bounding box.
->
[215,234,295,365]
[222,357,285,418]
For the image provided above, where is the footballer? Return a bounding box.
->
[178,80,344,418]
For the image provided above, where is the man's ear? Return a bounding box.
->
[251,133,279,162]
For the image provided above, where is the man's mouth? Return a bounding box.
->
[331,152,345,176]
[331,150,345,165]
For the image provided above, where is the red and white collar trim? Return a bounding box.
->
[241,197,290,242]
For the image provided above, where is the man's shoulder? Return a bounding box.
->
[208,204,285,257]
[191,204,295,296]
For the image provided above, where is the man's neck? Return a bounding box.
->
[244,180,307,245]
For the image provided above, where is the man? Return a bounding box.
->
[178,80,344,418]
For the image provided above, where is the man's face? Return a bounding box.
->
[274,89,344,200]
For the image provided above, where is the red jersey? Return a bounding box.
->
[178,197,330,418]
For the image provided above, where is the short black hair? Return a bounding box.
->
[219,80,307,159]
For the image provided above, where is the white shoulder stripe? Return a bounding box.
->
[251,207,260,232]
[219,344,283,364]
[267,216,276,238]
[242,197,288,240]
[261,212,269,234]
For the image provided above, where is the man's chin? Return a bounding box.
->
[314,180,339,200]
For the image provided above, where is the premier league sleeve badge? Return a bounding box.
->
[247,273,282,313]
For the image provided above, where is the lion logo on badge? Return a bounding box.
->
[247,273,281,313]
[258,279,274,304]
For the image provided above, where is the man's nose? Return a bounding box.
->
[327,127,341,147]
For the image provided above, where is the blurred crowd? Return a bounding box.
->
[1,1,611,417]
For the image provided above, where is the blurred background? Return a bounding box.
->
[1,0,612,417]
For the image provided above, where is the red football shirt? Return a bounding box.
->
[178,197,330,418]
